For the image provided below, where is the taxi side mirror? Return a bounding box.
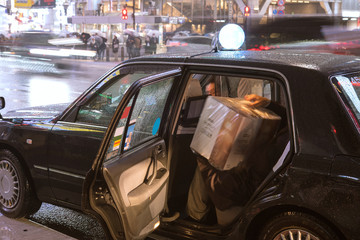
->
[0,97,5,110]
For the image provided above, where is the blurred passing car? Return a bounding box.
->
[2,30,95,61]
[1,24,360,240]
[166,35,212,53]
[6,31,58,56]
[245,16,360,56]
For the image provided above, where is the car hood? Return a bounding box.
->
[2,103,69,120]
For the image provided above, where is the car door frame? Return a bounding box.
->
[159,63,296,239]
[82,68,183,240]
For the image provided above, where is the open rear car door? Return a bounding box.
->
[82,69,180,239]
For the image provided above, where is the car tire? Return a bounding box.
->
[257,211,340,240]
[0,149,41,218]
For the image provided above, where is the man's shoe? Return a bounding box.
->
[161,211,180,222]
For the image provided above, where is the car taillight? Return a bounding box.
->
[169,42,180,47]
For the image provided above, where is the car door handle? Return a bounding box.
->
[144,145,162,185]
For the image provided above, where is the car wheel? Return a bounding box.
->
[258,211,340,240]
[0,149,41,218]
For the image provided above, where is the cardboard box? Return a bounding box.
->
[190,96,281,170]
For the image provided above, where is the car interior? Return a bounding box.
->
[165,72,288,228]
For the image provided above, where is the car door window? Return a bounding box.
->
[179,73,274,128]
[76,73,142,126]
[105,97,134,160]
[202,75,272,99]
[185,73,272,99]
[124,77,174,150]
[106,77,174,160]
[75,66,176,126]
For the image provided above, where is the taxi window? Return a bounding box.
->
[75,65,176,127]
[333,74,360,127]
[177,73,275,132]
[124,77,174,150]
[106,97,134,160]
[105,77,174,160]
[185,73,273,99]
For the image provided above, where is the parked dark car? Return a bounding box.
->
[1,38,360,240]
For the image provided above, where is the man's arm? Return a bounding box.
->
[244,94,287,129]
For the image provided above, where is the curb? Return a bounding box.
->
[0,215,76,240]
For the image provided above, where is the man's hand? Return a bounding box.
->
[244,94,270,108]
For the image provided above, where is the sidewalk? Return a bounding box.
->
[0,215,76,240]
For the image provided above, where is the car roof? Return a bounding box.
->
[124,50,360,76]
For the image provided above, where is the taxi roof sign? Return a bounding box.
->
[218,24,245,50]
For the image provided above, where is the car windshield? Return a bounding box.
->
[333,74,360,128]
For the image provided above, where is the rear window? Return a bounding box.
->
[332,74,360,129]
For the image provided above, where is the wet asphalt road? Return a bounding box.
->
[0,56,118,113]
[28,203,107,239]
[0,56,117,239]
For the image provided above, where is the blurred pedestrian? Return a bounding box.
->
[133,36,142,57]
[149,33,158,54]
[145,35,151,55]
[80,32,90,49]
[90,34,104,60]
[89,37,99,60]
[126,35,134,59]
[97,3,103,16]
[99,35,107,61]
[112,35,120,61]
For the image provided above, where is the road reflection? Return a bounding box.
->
[0,57,117,112]
[29,76,72,107]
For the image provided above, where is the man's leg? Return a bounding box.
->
[186,166,211,222]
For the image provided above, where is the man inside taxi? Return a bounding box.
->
[186,94,289,226]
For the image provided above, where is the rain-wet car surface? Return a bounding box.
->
[1,45,360,240]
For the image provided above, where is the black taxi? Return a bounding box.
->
[0,25,360,240]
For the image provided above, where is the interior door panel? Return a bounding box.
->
[126,163,168,206]
[102,139,168,239]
